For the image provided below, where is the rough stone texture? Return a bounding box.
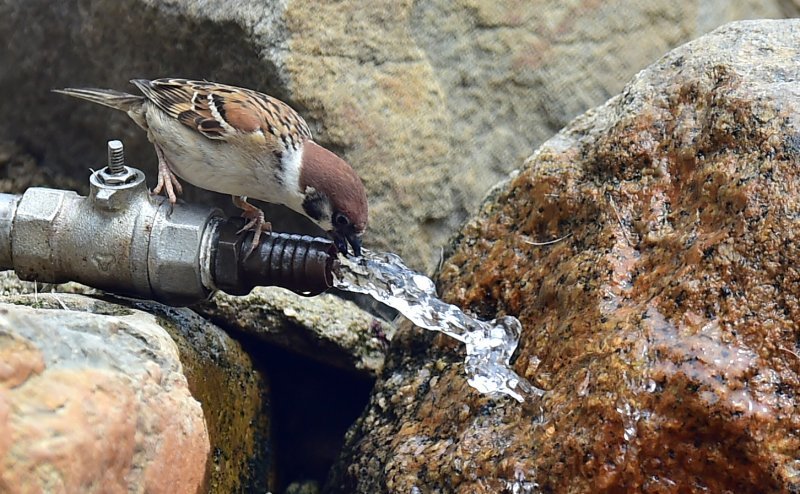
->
[781,0,800,16]
[0,298,209,493]
[0,270,98,299]
[410,0,783,225]
[0,0,785,270]
[0,275,274,493]
[129,300,274,494]
[196,287,394,377]
[326,21,800,493]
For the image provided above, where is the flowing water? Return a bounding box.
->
[333,249,544,403]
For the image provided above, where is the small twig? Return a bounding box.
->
[50,293,70,311]
[522,232,573,246]
[608,194,632,247]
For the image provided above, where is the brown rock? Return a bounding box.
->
[0,300,209,493]
[326,20,800,493]
[131,300,274,493]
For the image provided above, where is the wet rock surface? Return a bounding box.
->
[327,20,800,493]
[0,276,273,493]
[0,0,783,270]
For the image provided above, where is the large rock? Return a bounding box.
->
[0,0,784,270]
[130,300,273,493]
[0,299,209,493]
[0,276,274,493]
[326,20,800,493]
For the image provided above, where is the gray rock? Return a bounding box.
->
[196,287,395,377]
[411,0,784,211]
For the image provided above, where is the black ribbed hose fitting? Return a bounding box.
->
[213,218,337,297]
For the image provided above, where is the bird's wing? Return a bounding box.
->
[131,78,312,153]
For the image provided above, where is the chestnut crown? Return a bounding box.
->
[299,141,368,255]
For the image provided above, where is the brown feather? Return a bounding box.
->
[130,78,312,148]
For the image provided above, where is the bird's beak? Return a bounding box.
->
[347,233,362,257]
[332,230,362,257]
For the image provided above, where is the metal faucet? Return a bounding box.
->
[0,140,337,306]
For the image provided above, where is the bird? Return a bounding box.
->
[54,78,368,256]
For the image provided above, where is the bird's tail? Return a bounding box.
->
[52,87,145,112]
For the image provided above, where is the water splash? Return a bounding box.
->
[333,249,543,402]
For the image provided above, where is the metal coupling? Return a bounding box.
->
[0,140,338,306]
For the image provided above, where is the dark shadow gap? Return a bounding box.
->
[230,328,375,492]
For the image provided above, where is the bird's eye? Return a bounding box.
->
[333,212,350,227]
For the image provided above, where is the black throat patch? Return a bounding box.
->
[302,190,329,222]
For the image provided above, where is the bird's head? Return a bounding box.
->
[299,141,368,256]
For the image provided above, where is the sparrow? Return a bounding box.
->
[54,78,368,256]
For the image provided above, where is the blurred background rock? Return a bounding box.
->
[0,0,786,271]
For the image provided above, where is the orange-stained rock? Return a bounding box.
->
[326,20,800,493]
[0,302,209,494]
[0,269,274,493]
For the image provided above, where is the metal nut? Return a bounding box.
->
[148,202,221,304]
[97,166,138,186]
[12,188,75,282]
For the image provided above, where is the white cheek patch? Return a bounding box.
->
[281,146,303,193]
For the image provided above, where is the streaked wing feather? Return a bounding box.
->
[131,78,312,147]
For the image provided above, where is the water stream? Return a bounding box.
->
[333,249,543,402]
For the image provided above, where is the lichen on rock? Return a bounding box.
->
[0,278,274,493]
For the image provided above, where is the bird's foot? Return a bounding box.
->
[151,146,184,208]
[233,196,272,257]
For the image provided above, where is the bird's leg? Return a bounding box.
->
[151,145,184,205]
[233,195,272,256]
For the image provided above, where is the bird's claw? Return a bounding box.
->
[152,146,183,210]
[235,201,271,258]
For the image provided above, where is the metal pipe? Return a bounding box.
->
[0,140,336,306]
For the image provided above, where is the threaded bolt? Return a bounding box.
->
[107,140,125,175]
